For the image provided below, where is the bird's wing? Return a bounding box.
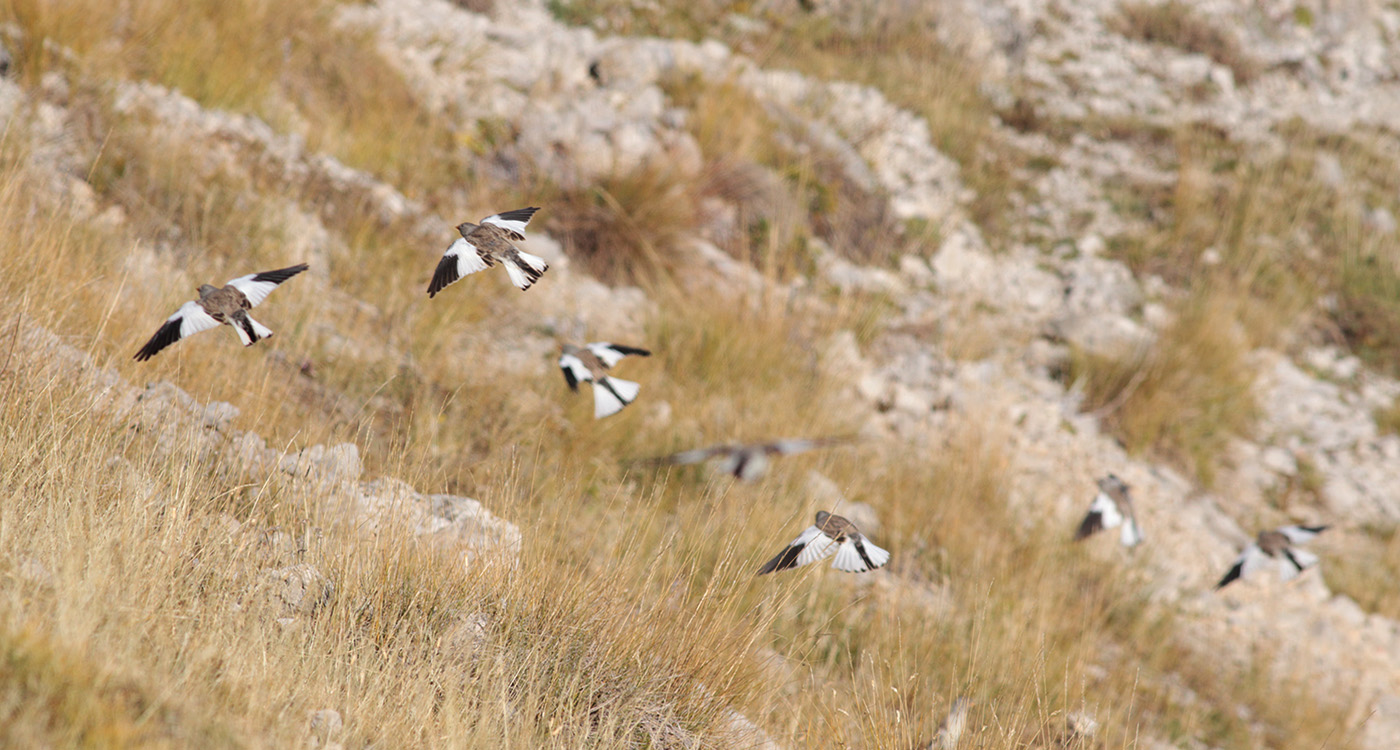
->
[794,527,839,567]
[757,526,829,575]
[226,263,309,307]
[428,238,493,297]
[1218,544,1269,589]
[480,207,540,241]
[557,352,592,391]
[649,446,728,466]
[134,300,222,361]
[585,342,651,367]
[1279,547,1320,580]
[1083,491,1125,535]
[831,537,889,573]
[1278,525,1327,545]
[584,342,650,367]
[766,436,853,455]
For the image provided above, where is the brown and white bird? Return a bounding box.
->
[427,207,548,295]
[1073,474,1143,547]
[134,263,308,361]
[1217,525,1328,589]
[757,511,890,575]
[557,342,651,419]
[640,437,852,482]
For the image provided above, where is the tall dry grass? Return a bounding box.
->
[0,3,1375,748]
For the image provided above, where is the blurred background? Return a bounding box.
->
[2,0,1400,747]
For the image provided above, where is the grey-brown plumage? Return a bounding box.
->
[757,511,890,574]
[1216,525,1328,589]
[427,207,548,295]
[134,263,308,361]
[638,436,854,481]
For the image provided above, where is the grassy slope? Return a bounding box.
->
[0,0,1374,747]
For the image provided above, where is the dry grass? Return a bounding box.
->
[7,0,465,202]
[0,109,1366,747]
[1111,0,1263,85]
[0,4,1376,749]
[541,166,702,286]
[1067,288,1259,486]
[1324,525,1400,620]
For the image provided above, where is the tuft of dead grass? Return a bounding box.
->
[542,165,702,286]
[1068,288,1258,486]
[1324,525,1400,621]
[1111,0,1263,86]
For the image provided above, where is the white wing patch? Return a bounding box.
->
[481,211,534,238]
[831,541,865,572]
[587,342,627,368]
[1284,548,1319,577]
[771,439,819,455]
[1119,518,1144,547]
[558,353,595,384]
[1238,545,1270,581]
[225,275,281,307]
[448,238,492,278]
[1279,526,1324,545]
[794,529,838,568]
[174,301,221,339]
[1088,492,1125,530]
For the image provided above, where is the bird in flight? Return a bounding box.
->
[757,511,890,575]
[1073,474,1143,547]
[427,207,549,295]
[1216,525,1328,590]
[637,437,854,482]
[557,342,651,419]
[134,263,309,361]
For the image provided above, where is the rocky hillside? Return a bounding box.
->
[4,0,1400,747]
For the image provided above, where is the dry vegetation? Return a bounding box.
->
[1110,0,1262,86]
[0,0,1383,747]
[1067,288,1258,487]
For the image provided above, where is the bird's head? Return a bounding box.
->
[1097,474,1128,494]
[196,284,219,298]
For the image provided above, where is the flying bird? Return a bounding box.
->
[427,207,549,295]
[134,263,309,361]
[638,437,853,482]
[1073,474,1143,547]
[757,511,890,575]
[1216,525,1328,590]
[558,342,651,419]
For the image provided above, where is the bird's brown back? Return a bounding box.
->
[465,223,517,256]
[1257,530,1289,556]
[199,285,251,320]
[815,512,858,541]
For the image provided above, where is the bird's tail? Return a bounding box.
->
[504,250,550,290]
[232,312,274,346]
[591,377,639,419]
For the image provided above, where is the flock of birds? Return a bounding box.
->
[130,207,1330,586]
